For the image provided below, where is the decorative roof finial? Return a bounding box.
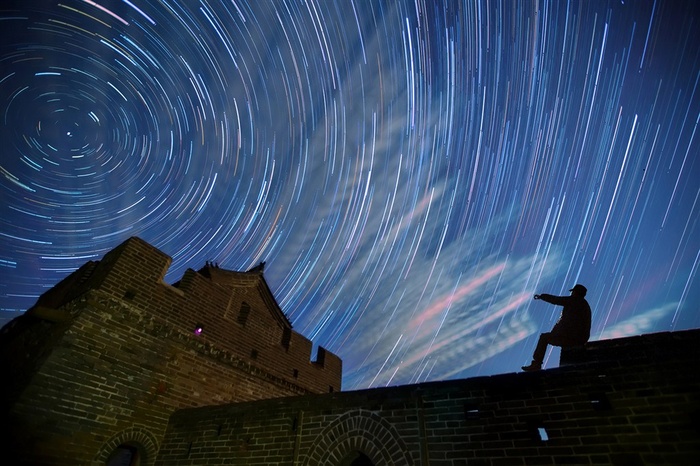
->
[249,261,266,273]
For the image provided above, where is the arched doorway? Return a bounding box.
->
[304,409,413,465]
[339,451,376,466]
[105,443,141,466]
[95,427,158,466]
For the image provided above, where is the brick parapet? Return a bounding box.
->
[560,329,697,367]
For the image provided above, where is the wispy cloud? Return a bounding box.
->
[598,302,677,340]
[337,212,563,389]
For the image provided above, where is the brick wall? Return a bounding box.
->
[0,237,341,464]
[156,329,700,465]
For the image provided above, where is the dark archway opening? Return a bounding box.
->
[106,444,141,466]
[339,451,375,466]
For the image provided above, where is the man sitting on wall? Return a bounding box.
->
[522,284,591,372]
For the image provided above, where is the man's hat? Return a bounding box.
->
[569,284,587,296]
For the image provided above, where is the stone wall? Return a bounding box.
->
[156,329,700,465]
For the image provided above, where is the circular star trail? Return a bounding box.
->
[1,0,699,389]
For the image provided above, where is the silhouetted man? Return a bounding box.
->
[522,284,591,372]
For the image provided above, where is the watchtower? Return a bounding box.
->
[0,237,341,465]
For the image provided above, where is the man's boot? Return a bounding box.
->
[521,361,542,372]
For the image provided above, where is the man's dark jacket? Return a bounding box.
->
[538,294,591,344]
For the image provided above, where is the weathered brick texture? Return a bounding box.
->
[156,329,700,466]
[0,237,341,465]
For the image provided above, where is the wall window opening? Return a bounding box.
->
[238,302,251,325]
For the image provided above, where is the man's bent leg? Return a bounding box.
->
[523,333,573,372]
[523,333,580,371]
[522,333,552,371]
[532,332,555,365]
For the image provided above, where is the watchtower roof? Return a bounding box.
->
[194,261,292,330]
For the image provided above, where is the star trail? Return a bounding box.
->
[1,0,699,390]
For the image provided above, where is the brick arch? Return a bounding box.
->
[93,426,159,466]
[303,409,414,466]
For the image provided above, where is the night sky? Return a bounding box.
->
[1,0,699,390]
